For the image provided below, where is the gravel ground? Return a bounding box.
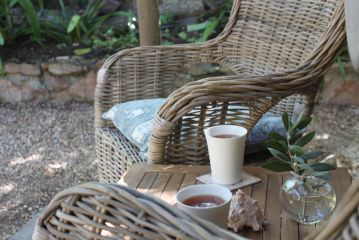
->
[0,103,96,240]
[0,103,358,239]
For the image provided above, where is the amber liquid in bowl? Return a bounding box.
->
[183,195,225,207]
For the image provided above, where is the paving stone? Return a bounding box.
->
[48,62,88,76]
[4,63,41,76]
[43,72,71,92]
[68,70,97,102]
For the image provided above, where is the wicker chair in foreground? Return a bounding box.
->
[32,182,244,240]
[33,178,359,240]
[96,0,346,182]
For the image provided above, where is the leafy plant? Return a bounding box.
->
[0,31,4,45]
[0,0,49,46]
[67,14,81,41]
[262,112,335,179]
[17,0,42,45]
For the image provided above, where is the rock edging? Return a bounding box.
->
[1,60,358,105]
[0,57,104,103]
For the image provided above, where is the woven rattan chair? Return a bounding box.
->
[95,0,346,183]
[32,182,245,240]
[33,178,359,240]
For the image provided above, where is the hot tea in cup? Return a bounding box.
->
[175,184,232,228]
[204,125,247,185]
[182,195,225,207]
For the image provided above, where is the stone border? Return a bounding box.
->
[0,57,104,103]
[1,60,358,105]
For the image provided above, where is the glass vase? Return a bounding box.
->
[280,172,336,224]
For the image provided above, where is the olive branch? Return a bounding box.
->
[262,112,335,179]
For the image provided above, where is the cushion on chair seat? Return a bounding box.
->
[102,99,286,160]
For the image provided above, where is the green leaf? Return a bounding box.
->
[0,31,4,46]
[262,160,293,172]
[267,132,287,142]
[310,163,335,172]
[74,48,91,55]
[289,145,305,155]
[268,148,290,162]
[266,139,287,152]
[282,112,291,131]
[297,117,312,130]
[290,112,304,132]
[18,0,42,44]
[201,17,220,41]
[59,0,67,19]
[299,151,324,161]
[178,32,187,40]
[67,15,81,33]
[293,156,305,164]
[187,21,209,32]
[297,163,313,171]
[10,0,18,7]
[296,131,315,147]
[312,171,331,180]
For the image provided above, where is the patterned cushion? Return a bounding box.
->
[102,98,166,159]
[245,113,286,154]
[103,99,286,160]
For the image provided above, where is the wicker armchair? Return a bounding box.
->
[95,0,346,183]
[32,182,244,240]
[33,178,359,240]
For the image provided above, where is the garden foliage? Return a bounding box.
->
[262,112,335,179]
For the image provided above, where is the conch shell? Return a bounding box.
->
[228,189,268,231]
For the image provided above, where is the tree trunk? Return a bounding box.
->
[136,0,161,46]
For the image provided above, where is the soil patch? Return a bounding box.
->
[2,42,115,64]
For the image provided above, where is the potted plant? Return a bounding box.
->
[262,112,336,224]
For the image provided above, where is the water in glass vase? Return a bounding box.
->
[280,174,336,224]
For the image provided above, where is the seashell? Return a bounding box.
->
[228,189,268,232]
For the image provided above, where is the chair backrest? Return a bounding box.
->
[150,0,345,165]
[219,0,344,75]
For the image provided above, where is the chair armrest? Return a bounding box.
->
[148,72,317,163]
[33,182,245,240]
[158,67,326,121]
[95,43,222,128]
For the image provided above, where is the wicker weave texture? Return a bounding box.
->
[33,178,359,240]
[95,0,346,182]
[32,182,244,240]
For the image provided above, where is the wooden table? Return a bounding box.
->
[121,164,351,240]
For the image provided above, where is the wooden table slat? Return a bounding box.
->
[160,173,185,204]
[281,175,299,240]
[120,165,352,240]
[263,175,282,240]
[179,173,198,190]
[147,173,171,197]
[246,174,268,240]
[136,172,158,193]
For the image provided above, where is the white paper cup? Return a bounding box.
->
[204,125,247,185]
[175,184,232,228]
